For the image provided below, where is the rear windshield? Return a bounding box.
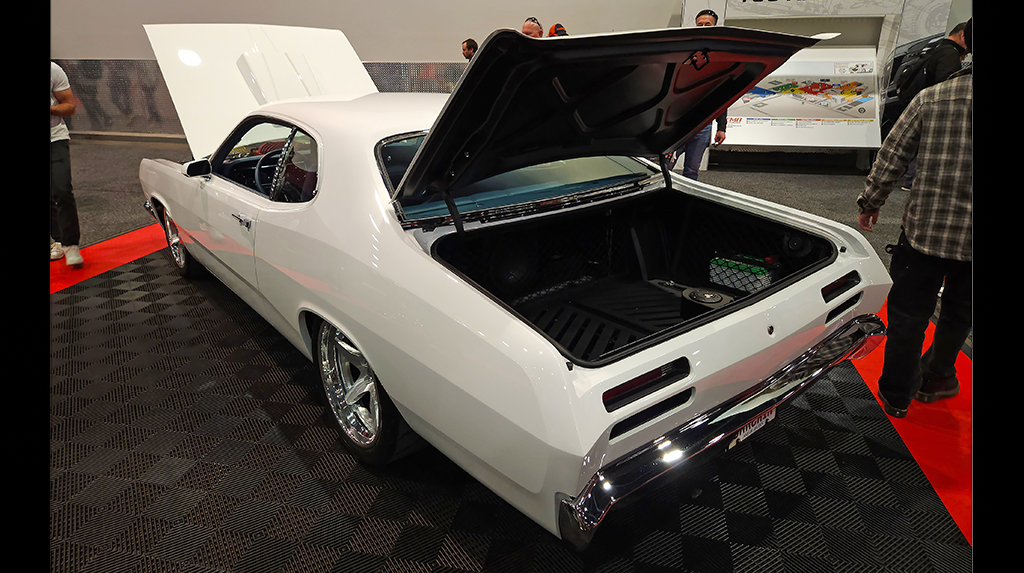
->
[380,135,656,221]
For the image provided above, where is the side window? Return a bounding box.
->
[212,120,294,197]
[275,131,319,203]
[379,135,425,192]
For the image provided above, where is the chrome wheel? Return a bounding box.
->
[318,325,381,447]
[163,211,187,269]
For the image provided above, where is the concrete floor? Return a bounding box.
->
[66,138,193,247]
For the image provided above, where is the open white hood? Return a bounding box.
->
[144,23,378,159]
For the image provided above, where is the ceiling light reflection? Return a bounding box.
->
[662,449,683,463]
[178,49,202,66]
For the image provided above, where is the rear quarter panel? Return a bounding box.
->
[250,127,589,510]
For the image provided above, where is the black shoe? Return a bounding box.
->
[915,374,960,403]
[877,389,908,418]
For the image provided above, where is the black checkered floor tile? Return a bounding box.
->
[51,252,972,572]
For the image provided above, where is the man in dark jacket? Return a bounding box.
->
[912,22,969,100]
[899,22,968,189]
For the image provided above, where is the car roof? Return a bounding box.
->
[257,92,447,150]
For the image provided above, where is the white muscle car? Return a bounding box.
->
[140,23,890,549]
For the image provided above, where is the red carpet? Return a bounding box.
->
[50,229,973,545]
[49,224,167,294]
[853,303,973,545]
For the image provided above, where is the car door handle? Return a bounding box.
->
[232,213,252,230]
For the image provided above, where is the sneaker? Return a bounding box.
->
[51,242,65,261]
[877,389,908,418]
[915,374,959,403]
[64,245,84,267]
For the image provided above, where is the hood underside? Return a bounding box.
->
[145,23,378,160]
[395,27,821,206]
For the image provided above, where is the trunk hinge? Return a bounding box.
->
[659,153,673,190]
[441,187,465,235]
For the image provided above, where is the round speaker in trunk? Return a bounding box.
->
[688,289,724,304]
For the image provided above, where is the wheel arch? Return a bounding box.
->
[296,308,398,396]
[300,306,422,464]
[148,195,169,222]
[298,309,325,360]
[296,310,367,372]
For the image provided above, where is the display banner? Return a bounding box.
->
[723,48,881,147]
[680,0,956,148]
[726,0,905,16]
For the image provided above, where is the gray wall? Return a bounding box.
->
[50,1,687,62]
[51,0,970,139]
[50,1,688,138]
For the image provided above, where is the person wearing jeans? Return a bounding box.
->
[664,9,727,179]
[679,123,713,179]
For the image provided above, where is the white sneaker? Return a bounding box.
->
[50,242,65,261]
[64,245,84,267]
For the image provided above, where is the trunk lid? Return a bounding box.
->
[394,27,822,229]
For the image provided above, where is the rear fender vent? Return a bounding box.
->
[609,387,694,440]
[826,292,862,324]
[603,357,690,412]
[821,271,860,303]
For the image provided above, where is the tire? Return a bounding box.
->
[315,321,417,465]
[162,209,203,278]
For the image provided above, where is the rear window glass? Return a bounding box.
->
[380,135,656,221]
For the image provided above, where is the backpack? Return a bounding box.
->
[894,51,933,105]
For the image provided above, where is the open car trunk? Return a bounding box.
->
[433,189,835,366]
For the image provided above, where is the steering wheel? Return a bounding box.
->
[255,148,285,197]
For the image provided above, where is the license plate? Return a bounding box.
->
[728,409,776,449]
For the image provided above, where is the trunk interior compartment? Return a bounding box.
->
[433,189,835,365]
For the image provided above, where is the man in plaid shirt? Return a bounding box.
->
[856,21,972,418]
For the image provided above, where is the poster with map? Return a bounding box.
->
[724,48,882,148]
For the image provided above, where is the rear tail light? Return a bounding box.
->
[603,357,690,412]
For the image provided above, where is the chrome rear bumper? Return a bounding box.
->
[558,314,885,550]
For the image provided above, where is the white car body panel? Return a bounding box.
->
[139,25,891,544]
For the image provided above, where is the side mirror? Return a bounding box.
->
[182,159,212,177]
